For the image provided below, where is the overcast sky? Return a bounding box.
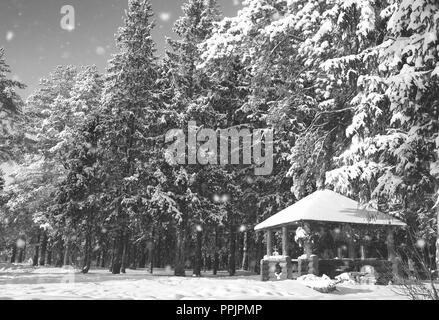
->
[0,0,242,99]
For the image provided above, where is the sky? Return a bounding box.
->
[0,0,242,99]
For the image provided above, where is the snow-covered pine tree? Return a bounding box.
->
[6,65,103,267]
[198,0,301,273]
[324,0,439,271]
[0,48,26,161]
[99,0,167,274]
[162,0,222,276]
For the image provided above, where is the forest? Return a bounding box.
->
[0,0,438,277]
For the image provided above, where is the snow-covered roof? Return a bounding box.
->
[254,189,406,231]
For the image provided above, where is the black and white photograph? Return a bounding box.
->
[0,0,438,303]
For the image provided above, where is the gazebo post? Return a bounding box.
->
[387,227,398,275]
[303,222,312,258]
[347,225,356,259]
[360,245,366,260]
[266,230,272,256]
[281,226,288,256]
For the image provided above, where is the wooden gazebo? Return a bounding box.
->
[255,189,406,280]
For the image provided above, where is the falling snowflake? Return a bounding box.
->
[61,51,71,59]
[95,46,106,56]
[6,31,14,42]
[16,239,26,248]
[221,194,230,203]
[416,239,426,249]
[159,12,171,22]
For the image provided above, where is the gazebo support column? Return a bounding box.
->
[348,240,355,259]
[360,245,366,260]
[303,223,312,258]
[266,230,272,256]
[387,228,398,277]
[346,226,355,259]
[281,226,288,256]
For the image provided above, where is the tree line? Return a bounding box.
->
[1,0,438,275]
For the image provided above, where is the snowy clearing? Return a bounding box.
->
[0,264,407,300]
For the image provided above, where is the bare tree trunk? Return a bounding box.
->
[213,227,219,275]
[18,241,25,263]
[174,226,186,276]
[96,251,101,268]
[156,233,162,268]
[149,235,154,274]
[109,239,116,272]
[194,229,202,276]
[39,231,48,266]
[63,240,70,266]
[139,241,147,268]
[254,231,264,274]
[47,247,52,265]
[241,231,248,270]
[121,234,128,274]
[10,243,17,263]
[112,231,124,274]
[55,238,63,267]
[101,247,107,268]
[131,243,137,269]
[82,231,92,273]
[228,220,236,276]
[33,232,41,267]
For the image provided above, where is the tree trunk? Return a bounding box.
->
[63,240,70,266]
[33,232,41,267]
[47,247,52,265]
[82,231,92,273]
[10,243,17,263]
[101,247,107,268]
[149,238,154,274]
[194,229,202,276]
[55,239,64,267]
[254,231,264,274]
[156,233,162,268]
[131,243,137,269]
[174,226,186,276]
[213,227,219,275]
[228,221,236,276]
[18,243,25,263]
[96,251,101,268]
[436,205,439,276]
[139,241,146,268]
[241,231,248,271]
[39,231,48,266]
[112,231,124,274]
[121,233,129,273]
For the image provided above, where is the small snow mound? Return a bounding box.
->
[297,274,338,293]
[335,272,351,282]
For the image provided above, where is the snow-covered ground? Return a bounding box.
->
[0,263,407,300]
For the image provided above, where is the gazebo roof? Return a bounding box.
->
[254,189,406,231]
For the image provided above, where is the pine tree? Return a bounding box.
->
[162,0,222,276]
[0,48,26,161]
[324,0,439,271]
[99,0,166,274]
